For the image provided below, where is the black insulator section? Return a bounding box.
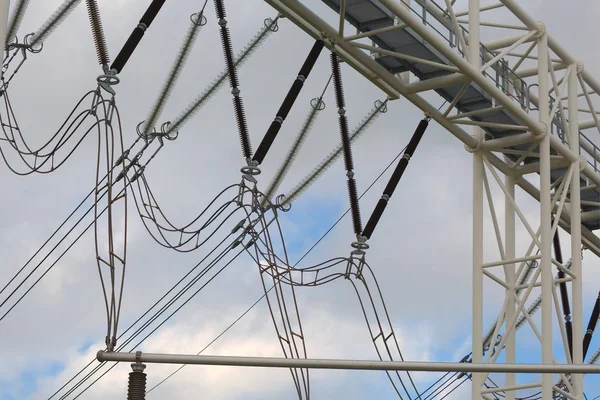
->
[140,0,167,26]
[111,28,144,73]
[233,96,252,159]
[252,41,323,164]
[299,40,325,78]
[384,119,428,197]
[347,178,362,235]
[253,122,281,164]
[219,25,239,88]
[552,227,573,356]
[362,198,387,239]
[278,80,305,121]
[86,0,110,66]
[330,53,345,109]
[127,371,147,400]
[339,114,354,172]
[363,119,429,239]
[553,228,564,263]
[583,293,600,359]
[213,0,226,20]
[110,0,166,73]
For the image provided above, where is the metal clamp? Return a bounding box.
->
[241,159,261,178]
[23,33,43,53]
[160,121,179,141]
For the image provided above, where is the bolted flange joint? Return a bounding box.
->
[533,122,547,140]
[464,135,481,153]
[579,155,587,172]
[534,21,546,38]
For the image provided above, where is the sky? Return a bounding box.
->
[0,0,599,399]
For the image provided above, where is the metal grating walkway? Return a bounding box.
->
[322,0,600,230]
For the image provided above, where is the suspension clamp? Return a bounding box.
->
[23,33,43,53]
[97,70,120,96]
[275,194,292,212]
[350,235,369,257]
[160,121,179,141]
[241,159,261,182]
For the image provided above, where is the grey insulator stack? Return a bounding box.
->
[127,363,147,400]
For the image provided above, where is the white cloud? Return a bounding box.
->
[1,0,600,399]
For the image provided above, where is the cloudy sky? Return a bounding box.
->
[0,0,599,399]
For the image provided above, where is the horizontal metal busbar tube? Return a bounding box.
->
[97,351,600,374]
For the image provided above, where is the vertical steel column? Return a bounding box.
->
[469,1,483,398]
[398,0,410,83]
[568,63,584,399]
[505,175,516,400]
[537,31,554,399]
[0,0,10,65]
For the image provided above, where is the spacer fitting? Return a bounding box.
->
[191,12,208,26]
[576,61,584,74]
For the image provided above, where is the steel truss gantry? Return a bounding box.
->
[261,0,600,398]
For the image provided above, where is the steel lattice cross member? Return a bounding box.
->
[260,0,600,398]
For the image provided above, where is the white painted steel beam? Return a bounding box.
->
[500,0,600,99]
[96,351,600,374]
[267,0,480,150]
[569,62,584,398]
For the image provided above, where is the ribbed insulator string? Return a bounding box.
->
[282,98,388,207]
[331,52,361,235]
[127,369,147,399]
[165,16,279,135]
[252,39,324,165]
[110,0,167,74]
[141,8,206,136]
[362,119,429,239]
[29,0,82,47]
[214,0,252,159]
[85,0,110,68]
[6,0,30,45]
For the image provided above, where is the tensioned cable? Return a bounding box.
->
[281,98,388,207]
[262,74,332,205]
[140,1,209,137]
[54,138,411,399]
[50,201,266,398]
[46,222,244,399]
[0,182,123,322]
[164,15,280,135]
[54,232,246,399]
[146,143,413,395]
[145,285,275,394]
[63,214,270,399]
[0,100,130,319]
